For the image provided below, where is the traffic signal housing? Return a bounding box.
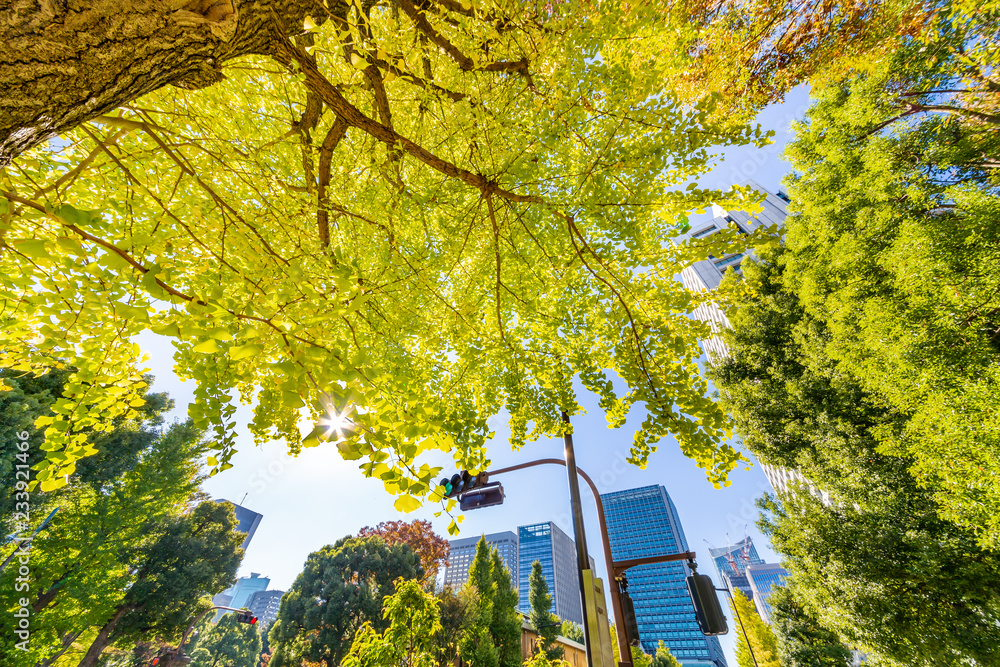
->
[235,611,258,625]
[621,589,641,647]
[458,482,505,511]
[686,572,728,636]
[438,470,490,499]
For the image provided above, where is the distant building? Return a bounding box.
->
[678,180,789,364]
[759,463,833,507]
[601,485,727,667]
[213,572,270,620]
[444,531,519,590]
[744,563,788,624]
[521,616,587,667]
[708,538,764,604]
[247,589,285,627]
[517,522,594,626]
[216,499,263,552]
[676,186,835,508]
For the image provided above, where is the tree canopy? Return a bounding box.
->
[0,0,774,510]
[768,585,853,667]
[729,589,779,667]
[267,536,422,667]
[189,613,264,667]
[712,246,1000,665]
[771,9,1000,546]
[357,520,449,583]
[342,579,441,667]
[0,374,242,667]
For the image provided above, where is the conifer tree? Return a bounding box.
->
[528,560,563,661]
[489,550,522,667]
[458,538,499,667]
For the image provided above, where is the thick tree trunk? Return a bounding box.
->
[75,604,131,667]
[0,0,323,165]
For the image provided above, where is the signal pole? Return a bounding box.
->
[561,411,595,667]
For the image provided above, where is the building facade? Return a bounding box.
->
[601,485,727,667]
[678,180,790,365]
[213,572,270,620]
[678,185,836,511]
[521,618,587,667]
[216,499,263,552]
[247,589,286,627]
[444,530,519,590]
[745,563,788,625]
[708,538,764,603]
[517,522,591,626]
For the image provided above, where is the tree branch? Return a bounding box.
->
[317,118,349,247]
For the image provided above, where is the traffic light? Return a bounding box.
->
[686,572,728,636]
[235,611,258,625]
[621,589,641,647]
[438,470,489,499]
[458,482,505,511]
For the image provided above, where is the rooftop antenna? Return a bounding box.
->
[240,493,248,506]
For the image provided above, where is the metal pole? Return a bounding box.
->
[719,585,760,667]
[489,458,632,666]
[561,411,595,667]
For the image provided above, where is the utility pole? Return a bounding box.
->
[561,411,595,667]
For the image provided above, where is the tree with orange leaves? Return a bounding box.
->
[358,520,449,583]
[663,0,938,121]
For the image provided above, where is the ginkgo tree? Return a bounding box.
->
[0,0,773,516]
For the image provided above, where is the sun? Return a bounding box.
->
[317,402,357,443]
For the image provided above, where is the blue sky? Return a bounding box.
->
[137,85,811,667]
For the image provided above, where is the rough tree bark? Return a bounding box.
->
[0,0,326,165]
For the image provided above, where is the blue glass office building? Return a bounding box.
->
[709,538,763,604]
[745,563,788,624]
[517,522,590,625]
[601,486,727,667]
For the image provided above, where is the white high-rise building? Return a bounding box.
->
[444,530,519,590]
[679,180,790,364]
[679,184,835,507]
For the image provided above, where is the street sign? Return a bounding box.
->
[582,569,616,667]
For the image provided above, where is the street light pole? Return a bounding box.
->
[489,457,632,665]
[561,411,595,667]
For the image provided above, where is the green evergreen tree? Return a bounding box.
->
[458,538,499,667]
[528,560,563,661]
[490,550,522,667]
[190,613,263,667]
[268,537,422,667]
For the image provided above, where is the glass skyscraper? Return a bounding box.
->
[517,522,592,625]
[745,563,788,624]
[708,538,764,603]
[601,485,727,667]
